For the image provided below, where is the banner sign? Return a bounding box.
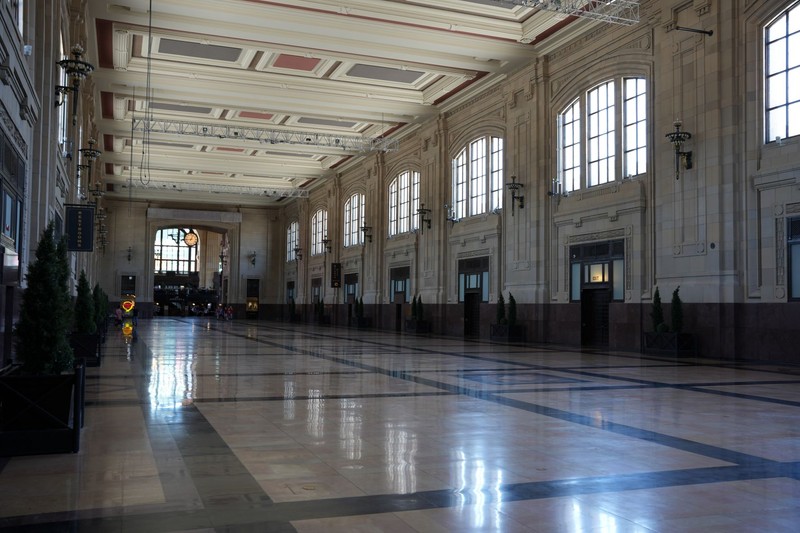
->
[330,262,342,288]
[65,204,95,252]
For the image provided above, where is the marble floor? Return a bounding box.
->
[2,318,800,532]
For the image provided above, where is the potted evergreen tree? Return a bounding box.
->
[351,296,371,328]
[1,222,85,455]
[71,271,101,367]
[491,292,526,342]
[405,294,430,333]
[643,286,694,356]
[93,282,109,342]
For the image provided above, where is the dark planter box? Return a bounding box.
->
[405,319,431,334]
[490,324,527,342]
[70,332,102,367]
[0,361,85,455]
[643,332,696,357]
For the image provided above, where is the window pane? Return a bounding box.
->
[588,81,615,187]
[613,259,624,300]
[768,107,787,140]
[768,14,786,43]
[571,263,581,301]
[768,39,787,74]
[389,179,398,236]
[789,102,800,137]
[560,99,581,192]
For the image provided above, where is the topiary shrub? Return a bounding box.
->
[671,286,683,333]
[14,222,74,374]
[74,271,96,335]
[650,286,664,331]
[507,293,517,327]
[496,293,506,324]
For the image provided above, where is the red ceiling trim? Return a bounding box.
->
[100,91,115,120]
[95,19,115,69]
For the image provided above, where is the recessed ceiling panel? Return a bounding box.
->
[346,64,425,84]
[158,38,241,61]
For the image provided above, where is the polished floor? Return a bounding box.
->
[1,318,800,532]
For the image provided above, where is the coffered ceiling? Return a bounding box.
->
[85,0,603,207]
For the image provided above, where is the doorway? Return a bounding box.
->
[464,292,481,337]
[581,288,611,347]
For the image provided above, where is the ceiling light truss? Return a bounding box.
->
[124,181,310,198]
[131,119,399,153]
[492,0,639,26]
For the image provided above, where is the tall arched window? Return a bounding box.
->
[452,135,504,219]
[344,193,365,247]
[154,228,198,273]
[765,1,800,143]
[311,209,328,256]
[558,77,647,192]
[286,220,298,262]
[388,170,419,236]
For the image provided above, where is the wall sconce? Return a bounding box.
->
[506,175,524,216]
[547,178,567,200]
[444,204,460,225]
[665,120,693,180]
[249,251,257,266]
[127,246,132,262]
[417,203,432,235]
[361,226,373,243]
[321,236,332,254]
[293,246,303,262]
[79,139,103,198]
[56,44,95,126]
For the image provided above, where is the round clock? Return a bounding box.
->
[183,231,198,246]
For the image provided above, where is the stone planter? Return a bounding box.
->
[405,319,431,334]
[490,324,527,343]
[0,360,85,456]
[643,332,696,357]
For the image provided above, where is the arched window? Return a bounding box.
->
[344,193,365,247]
[558,77,647,192]
[286,221,298,262]
[154,228,198,274]
[311,209,328,256]
[765,1,800,143]
[451,135,504,219]
[388,170,419,236]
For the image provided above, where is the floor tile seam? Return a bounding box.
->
[3,463,792,530]
[220,326,800,406]
[190,391,455,403]
[147,319,800,381]
[484,391,780,467]
[230,320,800,376]
[163,405,275,509]
[177,325,792,467]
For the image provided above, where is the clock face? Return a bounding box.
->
[183,231,198,246]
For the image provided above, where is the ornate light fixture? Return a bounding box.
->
[490,0,639,26]
[665,120,693,180]
[506,175,525,216]
[444,204,460,225]
[361,226,373,243]
[293,246,303,262]
[417,203,432,235]
[249,251,257,266]
[79,138,103,198]
[321,236,332,254]
[56,44,95,126]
